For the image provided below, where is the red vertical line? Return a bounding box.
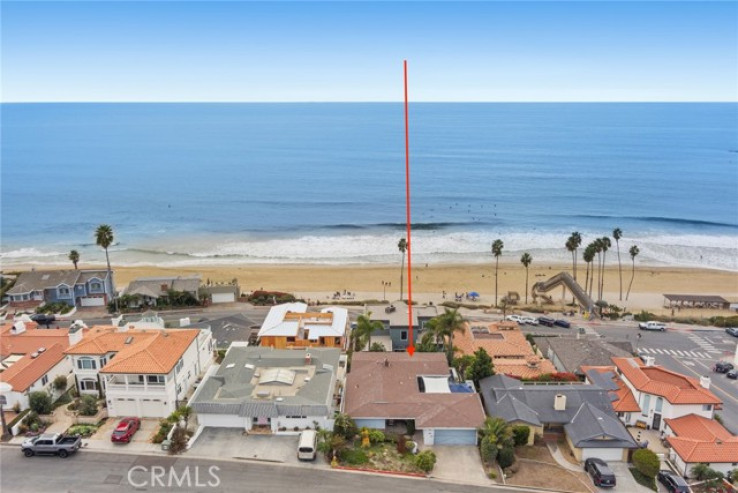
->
[404,60,414,355]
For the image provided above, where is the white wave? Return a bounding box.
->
[0,247,66,259]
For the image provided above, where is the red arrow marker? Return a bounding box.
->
[404,60,415,357]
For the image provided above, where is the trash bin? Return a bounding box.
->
[161,440,171,451]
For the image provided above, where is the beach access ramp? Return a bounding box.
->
[531,272,595,313]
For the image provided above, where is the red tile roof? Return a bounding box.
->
[0,322,72,358]
[99,330,200,375]
[665,414,735,442]
[0,344,67,392]
[612,357,721,405]
[581,365,641,413]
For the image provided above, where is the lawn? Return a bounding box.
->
[506,460,594,493]
[338,441,424,474]
[515,444,557,464]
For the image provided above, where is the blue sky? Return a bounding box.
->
[2,1,737,102]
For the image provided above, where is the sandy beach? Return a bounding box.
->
[18,261,733,316]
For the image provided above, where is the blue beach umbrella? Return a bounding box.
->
[468,291,480,297]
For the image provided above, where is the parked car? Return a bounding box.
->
[554,319,571,328]
[521,316,538,325]
[639,321,666,331]
[111,417,141,443]
[657,469,691,493]
[727,369,738,380]
[726,327,738,337]
[714,361,735,373]
[21,433,81,458]
[505,315,523,323]
[537,316,555,327]
[30,314,55,326]
[584,458,616,488]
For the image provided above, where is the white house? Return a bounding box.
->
[611,357,721,432]
[65,325,214,418]
[0,344,72,410]
[664,414,738,478]
[191,346,341,432]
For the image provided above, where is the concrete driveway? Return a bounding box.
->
[93,417,159,444]
[189,427,327,466]
[429,446,489,486]
[603,462,652,493]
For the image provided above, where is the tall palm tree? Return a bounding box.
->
[68,250,80,270]
[520,252,532,304]
[592,239,603,300]
[432,308,465,364]
[95,224,116,311]
[583,243,596,298]
[566,232,582,282]
[491,239,504,307]
[626,245,640,301]
[599,236,611,301]
[613,228,623,301]
[352,313,384,352]
[398,238,407,302]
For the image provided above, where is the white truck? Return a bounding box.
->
[638,321,666,331]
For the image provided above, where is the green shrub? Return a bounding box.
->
[480,435,498,464]
[497,446,515,469]
[414,450,436,472]
[53,375,68,391]
[339,448,368,465]
[78,395,99,416]
[67,424,98,437]
[29,391,52,415]
[629,467,657,491]
[152,420,173,444]
[368,429,385,444]
[168,426,189,455]
[710,315,738,328]
[488,470,497,479]
[247,290,297,306]
[729,468,738,484]
[333,413,358,440]
[632,449,660,479]
[512,425,530,446]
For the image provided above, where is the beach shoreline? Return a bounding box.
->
[5,261,736,316]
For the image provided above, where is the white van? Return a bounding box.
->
[297,430,317,461]
[639,321,666,331]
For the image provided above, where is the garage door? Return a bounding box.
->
[80,296,106,307]
[580,448,624,462]
[111,398,138,417]
[354,419,386,429]
[141,398,169,418]
[211,293,235,304]
[433,429,477,445]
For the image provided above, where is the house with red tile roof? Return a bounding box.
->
[344,352,486,445]
[0,320,75,410]
[65,325,214,418]
[454,322,557,379]
[664,414,738,478]
[581,365,641,415]
[612,356,721,433]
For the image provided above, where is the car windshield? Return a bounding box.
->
[113,428,128,435]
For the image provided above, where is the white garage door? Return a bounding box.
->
[211,293,235,304]
[432,429,478,445]
[141,398,169,418]
[581,448,624,462]
[80,297,106,307]
[111,398,138,417]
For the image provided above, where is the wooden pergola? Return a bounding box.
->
[663,294,729,309]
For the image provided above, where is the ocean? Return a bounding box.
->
[1,103,737,271]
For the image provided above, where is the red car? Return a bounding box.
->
[111,417,140,443]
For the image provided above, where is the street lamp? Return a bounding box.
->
[0,381,12,440]
[381,281,389,301]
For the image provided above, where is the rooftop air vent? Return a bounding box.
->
[124,336,134,345]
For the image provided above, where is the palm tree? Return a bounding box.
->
[95,224,116,311]
[520,252,532,304]
[398,238,407,302]
[352,313,385,352]
[431,308,465,364]
[583,243,596,297]
[599,236,611,301]
[566,231,582,282]
[68,250,80,270]
[626,245,639,301]
[491,239,504,307]
[613,228,623,301]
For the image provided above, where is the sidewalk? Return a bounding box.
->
[545,442,581,473]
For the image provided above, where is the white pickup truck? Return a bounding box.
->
[638,321,666,331]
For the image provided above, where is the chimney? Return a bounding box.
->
[700,376,711,389]
[68,325,84,346]
[305,352,311,365]
[12,321,26,335]
[644,356,656,367]
[554,394,567,411]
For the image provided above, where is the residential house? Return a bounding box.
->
[535,335,634,376]
[183,313,258,349]
[123,276,201,307]
[190,346,341,432]
[65,325,214,417]
[201,281,240,304]
[364,304,437,352]
[344,352,486,445]
[581,366,642,419]
[0,321,75,409]
[611,356,721,432]
[664,414,738,478]
[480,374,638,460]
[258,303,348,350]
[455,322,557,379]
[6,269,114,308]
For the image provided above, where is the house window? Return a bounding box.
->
[334,337,341,345]
[175,358,184,374]
[77,358,97,370]
[80,379,98,391]
[401,331,408,341]
[41,375,49,386]
[145,375,165,385]
[176,383,182,395]
[641,395,651,416]
[703,404,712,411]
[287,337,296,343]
[655,397,663,413]
[100,357,107,367]
[90,282,102,292]
[58,286,71,297]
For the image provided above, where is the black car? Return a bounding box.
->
[657,469,691,493]
[30,314,56,326]
[726,327,738,337]
[554,319,571,328]
[714,361,734,373]
[537,316,555,327]
[584,458,616,488]
[727,370,738,380]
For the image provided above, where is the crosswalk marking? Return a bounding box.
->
[638,348,714,359]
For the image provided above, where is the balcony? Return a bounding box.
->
[105,380,168,394]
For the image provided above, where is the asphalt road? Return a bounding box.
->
[0,448,527,493]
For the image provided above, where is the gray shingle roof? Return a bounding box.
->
[125,276,200,298]
[565,402,638,448]
[8,269,109,294]
[536,336,634,374]
[192,314,257,349]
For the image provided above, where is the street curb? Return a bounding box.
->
[333,465,427,478]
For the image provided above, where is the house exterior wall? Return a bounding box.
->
[389,326,421,351]
[4,358,73,411]
[354,418,387,429]
[197,413,249,429]
[274,416,334,432]
[670,453,735,479]
[259,335,345,350]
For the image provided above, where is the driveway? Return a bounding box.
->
[603,462,652,493]
[93,417,159,444]
[429,445,489,486]
[189,427,327,466]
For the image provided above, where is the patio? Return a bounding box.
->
[627,427,670,457]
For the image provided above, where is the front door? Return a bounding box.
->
[652,413,662,430]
